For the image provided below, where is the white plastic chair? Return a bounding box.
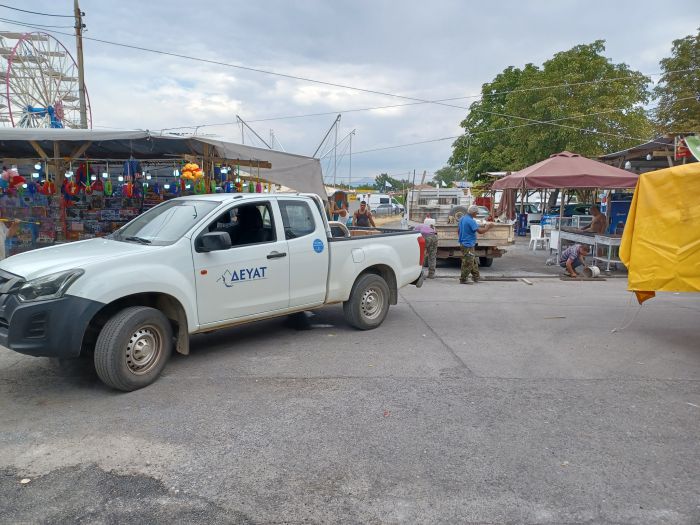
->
[529,224,549,251]
[548,229,560,257]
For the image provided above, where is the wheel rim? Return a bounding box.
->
[360,286,385,321]
[125,325,162,375]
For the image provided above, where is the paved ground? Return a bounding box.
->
[1,269,698,523]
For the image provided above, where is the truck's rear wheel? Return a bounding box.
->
[343,273,390,330]
[479,256,493,267]
[94,306,173,391]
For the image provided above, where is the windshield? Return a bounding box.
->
[112,199,219,246]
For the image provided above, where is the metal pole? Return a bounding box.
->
[333,121,338,187]
[349,129,355,189]
[313,114,341,158]
[236,115,271,148]
[74,0,88,128]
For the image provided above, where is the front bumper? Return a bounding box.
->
[0,293,104,358]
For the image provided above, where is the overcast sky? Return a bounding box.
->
[4,1,698,184]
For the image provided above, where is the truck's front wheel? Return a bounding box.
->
[343,273,390,330]
[94,306,173,391]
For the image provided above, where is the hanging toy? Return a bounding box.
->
[255,181,262,193]
[92,178,104,193]
[76,163,93,189]
[194,179,206,194]
[123,182,134,198]
[7,167,25,189]
[152,182,161,196]
[39,180,55,195]
[27,181,38,195]
[181,162,204,181]
[64,179,80,196]
[103,178,113,196]
[248,182,254,193]
[123,159,142,178]
[210,179,217,193]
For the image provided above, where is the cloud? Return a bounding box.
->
[3,0,697,183]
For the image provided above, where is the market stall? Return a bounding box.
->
[492,151,639,265]
[620,162,700,303]
[0,129,325,256]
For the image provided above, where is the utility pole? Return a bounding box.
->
[74,0,88,128]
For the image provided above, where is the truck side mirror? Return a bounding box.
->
[196,231,232,252]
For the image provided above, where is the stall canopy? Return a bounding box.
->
[0,128,326,197]
[620,162,700,304]
[492,151,639,190]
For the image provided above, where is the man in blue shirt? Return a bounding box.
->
[458,205,493,284]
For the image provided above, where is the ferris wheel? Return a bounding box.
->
[0,31,92,128]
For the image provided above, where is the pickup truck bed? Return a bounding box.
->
[434,223,514,265]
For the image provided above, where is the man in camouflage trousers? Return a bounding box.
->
[460,245,479,283]
[458,205,493,284]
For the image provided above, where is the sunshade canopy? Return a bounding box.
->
[0,128,325,197]
[492,151,640,190]
[620,162,700,303]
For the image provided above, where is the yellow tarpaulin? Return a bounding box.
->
[620,162,700,303]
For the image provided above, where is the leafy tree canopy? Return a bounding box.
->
[432,165,463,187]
[373,173,407,191]
[449,41,652,183]
[654,28,700,133]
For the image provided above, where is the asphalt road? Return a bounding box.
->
[1,278,699,524]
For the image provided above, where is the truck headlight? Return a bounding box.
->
[16,269,84,303]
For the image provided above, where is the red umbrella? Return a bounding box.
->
[492,151,639,190]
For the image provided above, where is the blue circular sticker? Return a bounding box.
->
[313,239,324,253]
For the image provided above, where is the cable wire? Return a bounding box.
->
[0,16,75,29]
[352,96,697,156]
[0,4,73,17]
[2,19,695,155]
[4,18,698,127]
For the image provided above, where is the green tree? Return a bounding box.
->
[432,165,463,187]
[654,28,700,132]
[450,41,652,183]
[373,173,404,191]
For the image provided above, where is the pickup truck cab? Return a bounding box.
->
[0,193,424,391]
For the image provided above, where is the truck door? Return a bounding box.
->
[278,198,329,308]
[193,200,290,325]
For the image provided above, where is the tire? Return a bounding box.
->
[94,306,173,391]
[449,205,469,221]
[343,273,391,330]
[479,257,493,267]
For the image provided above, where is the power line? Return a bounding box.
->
[4,18,698,127]
[0,17,75,29]
[157,66,697,131]
[0,4,73,17]
[2,18,694,154]
[352,96,697,156]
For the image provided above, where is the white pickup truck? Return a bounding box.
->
[0,193,425,391]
